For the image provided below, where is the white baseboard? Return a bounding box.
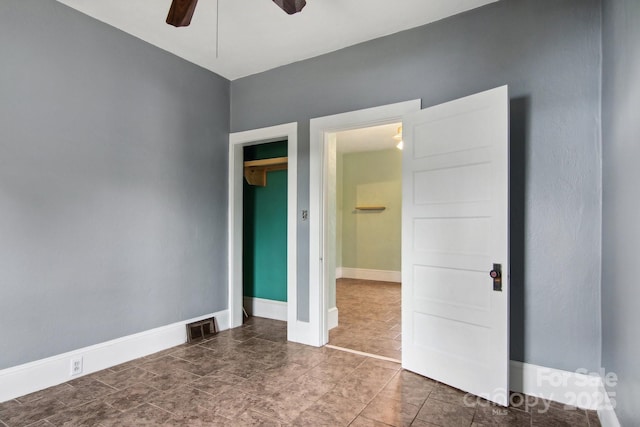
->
[328,307,339,330]
[0,318,621,427]
[0,310,229,403]
[596,380,621,427]
[340,267,401,283]
[509,361,620,426]
[243,297,287,322]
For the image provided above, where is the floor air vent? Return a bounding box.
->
[186,317,217,343]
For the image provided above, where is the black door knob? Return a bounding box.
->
[490,263,502,292]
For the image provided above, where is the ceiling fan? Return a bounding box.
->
[166,0,307,27]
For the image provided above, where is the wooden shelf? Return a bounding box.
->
[244,156,288,187]
[355,206,386,211]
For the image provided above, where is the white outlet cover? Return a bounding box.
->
[70,357,83,376]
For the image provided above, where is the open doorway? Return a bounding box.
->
[308,100,420,349]
[242,141,288,322]
[309,88,510,405]
[229,122,310,345]
[327,123,403,361]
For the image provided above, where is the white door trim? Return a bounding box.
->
[309,100,421,346]
[228,123,299,341]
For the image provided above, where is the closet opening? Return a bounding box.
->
[228,122,301,344]
[242,141,289,322]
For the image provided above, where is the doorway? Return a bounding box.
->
[242,141,288,321]
[310,87,509,406]
[327,124,403,360]
[308,99,421,347]
[229,122,308,344]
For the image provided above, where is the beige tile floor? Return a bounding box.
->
[329,278,402,360]
[1,315,600,426]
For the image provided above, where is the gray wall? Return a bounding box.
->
[0,1,230,369]
[0,0,608,384]
[231,0,603,372]
[602,0,640,424]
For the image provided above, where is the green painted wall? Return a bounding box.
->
[340,149,401,271]
[243,141,287,302]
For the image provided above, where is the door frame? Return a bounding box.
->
[228,122,299,341]
[309,100,421,346]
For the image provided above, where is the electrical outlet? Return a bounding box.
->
[70,357,83,376]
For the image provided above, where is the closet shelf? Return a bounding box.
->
[355,206,386,211]
[244,156,288,187]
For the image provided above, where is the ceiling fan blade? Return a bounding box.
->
[166,0,199,27]
[272,0,306,15]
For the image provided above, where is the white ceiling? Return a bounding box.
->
[56,0,497,80]
[336,123,402,153]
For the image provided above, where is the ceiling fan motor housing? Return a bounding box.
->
[273,0,307,15]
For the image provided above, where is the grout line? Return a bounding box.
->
[346,352,406,426]
[324,345,401,364]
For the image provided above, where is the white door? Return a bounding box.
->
[401,86,509,406]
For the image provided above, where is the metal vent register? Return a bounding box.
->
[186,317,217,343]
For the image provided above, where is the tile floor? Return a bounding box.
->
[329,278,402,360]
[1,316,600,426]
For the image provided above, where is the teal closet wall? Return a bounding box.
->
[243,141,288,302]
